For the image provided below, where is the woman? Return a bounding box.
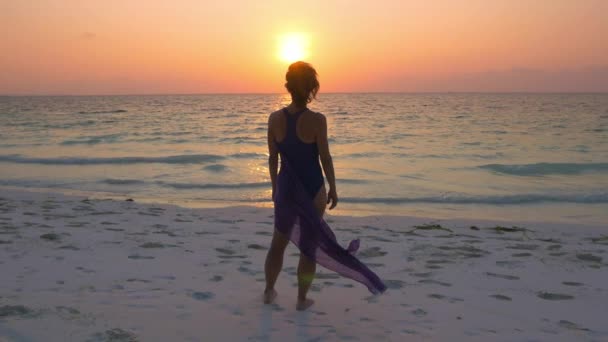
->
[264,61,386,311]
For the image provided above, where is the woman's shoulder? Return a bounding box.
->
[268,109,284,122]
[307,110,326,122]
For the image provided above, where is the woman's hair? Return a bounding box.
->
[285,61,319,106]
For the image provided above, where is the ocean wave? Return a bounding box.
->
[0,154,225,165]
[340,152,382,158]
[230,152,266,159]
[158,181,270,190]
[479,162,608,176]
[101,178,146,185]
[78,109,127,114]
[43,120,98,129]
[341,193,608,205]
[60,133,123,145]
[337,178,370,184]
[203,164,229,172]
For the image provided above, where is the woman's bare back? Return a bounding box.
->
[270,107,321,144]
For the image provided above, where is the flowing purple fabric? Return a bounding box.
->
[274,160,387,295]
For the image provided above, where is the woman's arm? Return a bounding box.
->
[267,113,279,200]
[317,114,338,209]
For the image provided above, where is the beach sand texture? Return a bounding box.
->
[1,189,607,341]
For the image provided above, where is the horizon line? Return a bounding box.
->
[2,91,607,97]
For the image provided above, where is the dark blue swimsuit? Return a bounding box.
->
[272,107,387,294]
[276,108,324,199]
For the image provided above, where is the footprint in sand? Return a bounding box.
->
[67,221,89,228]
[576,253,603,263]
[284,266,297,276]
[506,244,539,251]
[426,259,452,265]
[485,272,519,280]
[58,245,80,250]
[439,245,490,258]
[537,292,574,300]
[90,328,138,342]
[495,260,524,268]
[490,294,512,301]
[127,232,148,236]
[137,211,160,216]
[139,242,166,248]
[154,230,177,237]
[76,266,95,274]
[562,281,584,286]
[210,275,223,282]
[0,305,35,318]
[365,235,394,242]
[237,266,258,276]
[40,233,61,241]
[192,291,215,301]
[358,247,387,258]
[427,293,463,303]
[247,244,266,250]
[127,254,155,260]
[411,308,427,317]
[255,221,273,226]
[316,273,340,280]
[385,279,406,289]
[215,247,235,255]
[55,306,80,318]
[418,279,452,287]
[213,219,244,224]
[511,252,532,257]
[410,272,433,278]
[127,278,151,283]
[215,247,247,259]
[557,320,590,331]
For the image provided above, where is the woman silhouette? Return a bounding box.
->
[264,61,386,310]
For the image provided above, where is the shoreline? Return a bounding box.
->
[1,185,605,229]
[1,188,607,341]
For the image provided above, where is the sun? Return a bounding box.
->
[277,33,309,63]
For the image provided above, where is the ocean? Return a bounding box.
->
[1,93,607,225]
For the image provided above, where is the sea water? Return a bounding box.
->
[1,93,606,225]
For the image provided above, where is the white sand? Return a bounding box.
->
[0,188,607,341]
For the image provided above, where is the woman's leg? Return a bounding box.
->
[264,230,289,303]
[296,185,327,310]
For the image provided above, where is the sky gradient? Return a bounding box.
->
[1,0,607,95]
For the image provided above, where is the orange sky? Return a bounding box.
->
[1,0,607,95]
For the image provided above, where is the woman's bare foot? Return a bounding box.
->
[296,298,314,311]
[263,289,277,304]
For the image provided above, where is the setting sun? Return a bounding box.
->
[277,33,309,63]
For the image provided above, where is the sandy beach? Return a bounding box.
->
[0,188,606,341]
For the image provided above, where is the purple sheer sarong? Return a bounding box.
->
[274,160,387,295]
